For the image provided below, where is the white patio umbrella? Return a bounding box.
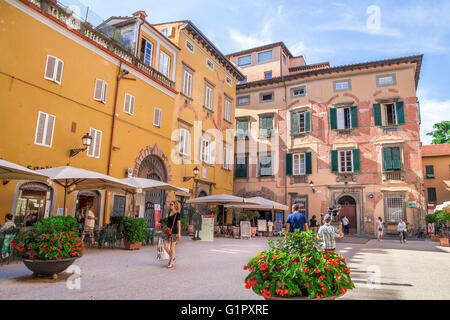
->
[0,159,49,182]
[186,194,260,225]
[37,166,138,211]
[225,196,289,211]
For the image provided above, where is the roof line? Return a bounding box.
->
[226,41,299,59]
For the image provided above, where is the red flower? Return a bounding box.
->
[306,283,310,288]
[314,269,320,273]
[322,287,327,291]
[243,265,248,270]
[319,275,325,281]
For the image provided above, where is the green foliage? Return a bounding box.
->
[180,216,187,231]
[122,217,149,244]
[244,230,354,299]
[33,216,77,234]
[110,216,126,226]
[434,210,450,223]
[426,121,450,144]
[11,231,84,260]
[425,214,437,224]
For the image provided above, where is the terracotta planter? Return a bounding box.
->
[439,237,449,247]
[251,227,257,238]
[431,235,440,242]
[232,226,240,239]
[23,257,78,279]
[124,241,142,250]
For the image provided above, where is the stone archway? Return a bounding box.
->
[133,144,171,183]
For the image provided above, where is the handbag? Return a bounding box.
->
[156,237,170,260]
[164,212,178,236]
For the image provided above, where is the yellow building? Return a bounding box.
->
[0,0,243,228]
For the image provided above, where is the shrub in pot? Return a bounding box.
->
[122,217,148,250]
[243,230,354,299]
[434,210,450,246]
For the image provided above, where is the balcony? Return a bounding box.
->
[382,171,405,182]
[26,0,175,90]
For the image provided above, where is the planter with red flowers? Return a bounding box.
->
[243,230,355,299]
[11,216,84,279]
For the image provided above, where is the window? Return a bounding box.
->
[290,85,306,97]
[282,54,287,64]
[334,80,351,91]
[260,92,274,103]
[339,150,353,173]
[226,76,232,87]
[235,154,248,178]
[178,128,190,157]
[259,153,273,176]
[373,101,405,126]
[237,95,250,106]
[93,79,108,103]
[160,27,172,37]
[44,55,64,84]
[224,97,232,122]
[87,128,102,158]
[385,193,405,223]
[159,51,170,78]
[425,165,435,179]
[122,31,133,48]
[185,39,194,53]
[427,188,437,202]
[330,106,358,129]
[377,74,396,87]
[237,55,251,66]
[236,119,249,140]
[259,115,273,138]
[257,50,273,63]
[153,108,162,127]
[140,38,153,66]
[293,153,306,175]
[204,82,214,110]
[182,67,193,97]
[264,71,272,79]
[222,145,232,170]
[291,111,311,134]
[123,93,135,115]
[34,111,55,148]
[200,136,211,163]
[383,146,402,171]
[206,59,214,71]
[241,77,247,84]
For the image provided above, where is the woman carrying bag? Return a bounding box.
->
[163,201,181,269]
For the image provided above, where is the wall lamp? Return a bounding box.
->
[69,132,93,158]
[183,166,199,182]
[309,180,316,193]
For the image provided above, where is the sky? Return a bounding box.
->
[69,0,450,145]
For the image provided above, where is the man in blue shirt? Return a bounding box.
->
[285,204,309,234]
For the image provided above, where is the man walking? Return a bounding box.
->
[317,214,344,252]
[82,204,97,244]
[192,209,202,240]
[285,204,309,236]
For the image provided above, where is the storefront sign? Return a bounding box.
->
[27,165,52,171]
[127,168,133,178]
[199,215,214,241]
[407,201,417,208]
[257,219,267,232]
[154,204,161,230]
[240,221,251,239]
[44,200,51,218]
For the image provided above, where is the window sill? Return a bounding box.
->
[203,105,214,113]
[335,173,357,183]
[334,128,354,135]
[235,137,249,141]
[223,119,232,124]
[234,176,249,180]
[291,132,309,138]
[180,92,193,102]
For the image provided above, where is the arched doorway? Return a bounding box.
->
[14,182,54,227]
[338,195,357,234]
[138,155,167,228]
[75,190,101,227]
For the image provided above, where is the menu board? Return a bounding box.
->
[199,215,214,242]
[257,219,267,232]
[240,221,251,240]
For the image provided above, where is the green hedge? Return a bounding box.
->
[122,217,148,244]
[33,216,77,234]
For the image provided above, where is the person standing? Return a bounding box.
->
[377,217,384,241]
[0,214,15,234]
[192,208,202,241]
[82,204,97,244]
[317,214,344,252]
[342,216,350,235]
[163,201,181,269]
[397,218,407,243]
[309,215,318,233]
[285,204,309,237]
[75,210,85,237]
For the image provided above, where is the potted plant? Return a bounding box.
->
[435,210,450,247]
[11,216,83,279]
[122,217,149,250]
[243,230,354,299]
[425,213,439,242]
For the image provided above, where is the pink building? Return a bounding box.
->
[227,42,424,236]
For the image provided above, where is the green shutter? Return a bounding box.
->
[291,113,299,134]
[350,106,358,128]
[384,147,393,170]
[305,111,311,132]
[330,108,337,130]
[373,104,382,126]
[305,152,312,174]
[395,101,405,124]
[392,147,401,170]
[352,149,361,172]
[286,153,293,175]
[331,150,338,173]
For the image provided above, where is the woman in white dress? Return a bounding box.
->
[377,217,384,241]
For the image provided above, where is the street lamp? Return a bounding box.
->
[69,132,93,159]
[184,166,199,182]
[309,180,316,193]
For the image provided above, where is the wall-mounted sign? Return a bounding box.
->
[27,165,52,171]
[407,201,417,208]
[369,194,374,199]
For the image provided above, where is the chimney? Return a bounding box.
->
[132,10,147,20]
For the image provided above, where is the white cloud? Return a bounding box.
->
[418,92,450,145]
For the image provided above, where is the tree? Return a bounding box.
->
[426,121,450,144]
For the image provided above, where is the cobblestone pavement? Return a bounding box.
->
[0,236,449,300]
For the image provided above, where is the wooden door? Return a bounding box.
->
[340,205,357,233]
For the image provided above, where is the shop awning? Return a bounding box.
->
[0,159,49,182]
[120,177,188,193]
[225,196,289,211]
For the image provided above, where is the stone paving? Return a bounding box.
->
[0,236,449,300]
